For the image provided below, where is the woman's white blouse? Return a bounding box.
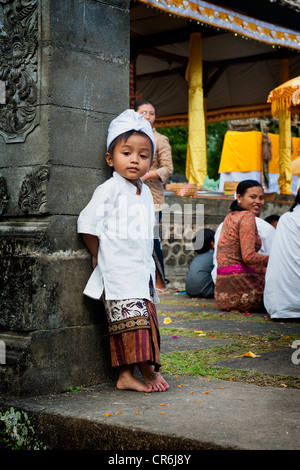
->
[77,172,158,302]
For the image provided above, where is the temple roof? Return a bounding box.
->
[131,0,300,124]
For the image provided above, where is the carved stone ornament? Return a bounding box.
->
[0,175,9,215]
[18,166,49,214]
[0,0,39,143]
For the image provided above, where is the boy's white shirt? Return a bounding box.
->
[77,172,158,302]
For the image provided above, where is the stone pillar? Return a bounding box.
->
[0,0,129,397]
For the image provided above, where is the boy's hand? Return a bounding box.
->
[92,255,98,269]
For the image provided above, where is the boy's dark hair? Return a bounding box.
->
[264,214,280,224]
[134,100,157,113]
[193,228,215,254]
[290,188,300,212]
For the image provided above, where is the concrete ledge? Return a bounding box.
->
[1,375,299,451]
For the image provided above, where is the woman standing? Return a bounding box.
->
[134,100,173,292]
[214,180,269,312]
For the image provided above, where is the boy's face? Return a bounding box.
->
[106,132,152,186]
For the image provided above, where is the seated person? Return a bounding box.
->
[185,228,215,298]
[212,212,275,283]
[264,190,300,319]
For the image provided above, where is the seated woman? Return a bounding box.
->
[214,180,269,312]
[263,189,300,319]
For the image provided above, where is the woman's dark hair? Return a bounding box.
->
[290,188,300,212]
[192,228,215,254]
[134,100,157,113]
[230,180,263,212]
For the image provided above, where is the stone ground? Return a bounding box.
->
[1,291,299,454]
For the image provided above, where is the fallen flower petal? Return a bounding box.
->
[105,413,111,417]
[172,335,179,339]
[164,317,172,324]
[235,351,261,358]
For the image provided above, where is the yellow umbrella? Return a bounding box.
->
[267,76,300,194]
[267,76,300,116]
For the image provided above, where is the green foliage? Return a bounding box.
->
[0,407,48,450]
[158,126,188,176]
[206,121,227,180]
[158,121,228,180]
[69,385,84,392]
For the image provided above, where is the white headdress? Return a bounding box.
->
[107,109,156,158]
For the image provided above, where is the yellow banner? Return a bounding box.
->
[219,130,300,174]
[185,33,207,185]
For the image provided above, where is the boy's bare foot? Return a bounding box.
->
[138,362,170,392]
[117,365,152,392]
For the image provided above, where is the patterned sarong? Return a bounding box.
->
[103,295,161,371]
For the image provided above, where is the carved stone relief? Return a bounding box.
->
[18,166,49,214]
[0,175,9,215]
[0,0,39,143]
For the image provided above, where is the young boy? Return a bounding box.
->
[77,110,169,392]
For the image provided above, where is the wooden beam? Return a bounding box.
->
[155,103,272,127]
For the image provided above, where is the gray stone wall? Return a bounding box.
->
[0,0,130,397]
